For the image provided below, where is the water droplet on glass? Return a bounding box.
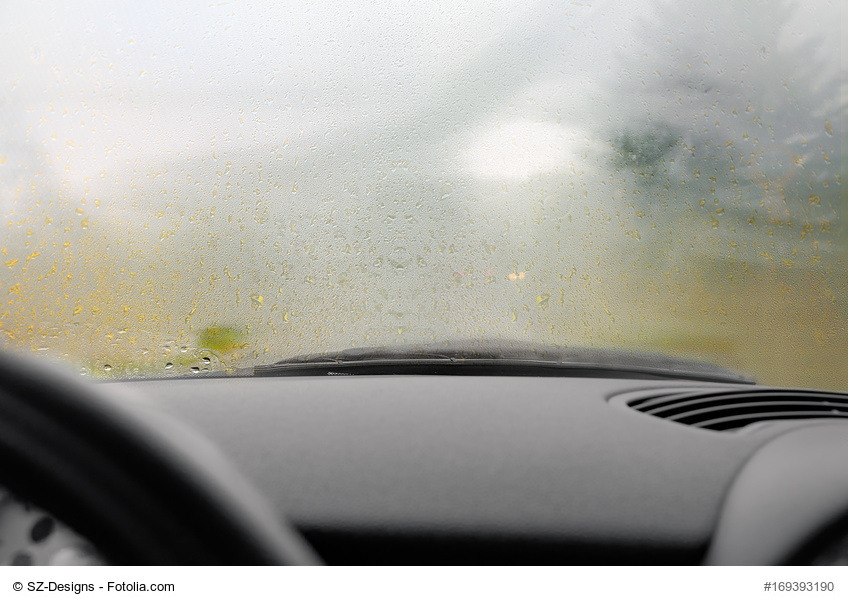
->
[202,357,211,365]
[103,364,112,372]
[190,367,200,374]
[165,362,173,370]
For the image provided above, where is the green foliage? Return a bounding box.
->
[197,325,247,354]
[612,127,678,170]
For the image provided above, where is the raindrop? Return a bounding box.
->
[165,362,173,370]
[103,364,112,372]
[202,357,211,365]
[190,367,200,374]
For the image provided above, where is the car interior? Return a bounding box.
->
[2,348,848,565]
[0,0,844,566]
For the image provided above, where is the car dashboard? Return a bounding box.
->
[58,374,845,565]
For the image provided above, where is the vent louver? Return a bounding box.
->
[626,389,848,432]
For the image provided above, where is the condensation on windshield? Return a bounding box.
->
[0,0,845,388]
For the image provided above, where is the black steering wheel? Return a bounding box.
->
[0,350,318,565]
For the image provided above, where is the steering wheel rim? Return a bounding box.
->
[0,350,319,565]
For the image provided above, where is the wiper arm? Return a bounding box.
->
[253,340,754,384]
[280,350,454,364]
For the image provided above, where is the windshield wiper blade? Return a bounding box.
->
[253,340,754,384]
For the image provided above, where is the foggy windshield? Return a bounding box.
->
[0,0,844,388]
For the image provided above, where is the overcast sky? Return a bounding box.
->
[2,0,840,206]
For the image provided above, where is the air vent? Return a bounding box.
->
[624,389,848,432]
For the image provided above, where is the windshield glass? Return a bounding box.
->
[1,0,844,388]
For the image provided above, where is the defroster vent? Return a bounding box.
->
[624,389,848,432]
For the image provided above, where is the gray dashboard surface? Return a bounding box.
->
[706,424,848,565]
[101,375,779,559]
